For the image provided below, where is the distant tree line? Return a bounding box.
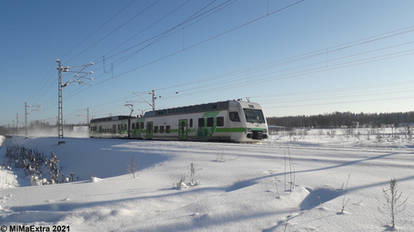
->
[267,111,414,128]
[0,126,10,135]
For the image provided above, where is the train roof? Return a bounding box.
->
[90,115,135,123]
[144,100,260,117]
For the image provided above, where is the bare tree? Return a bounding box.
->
[273,177,280,199]
[189,162,198,186]
[338,174,351,215]
[379,178,408,230]
[127,156,137,179]
[283,147,296,192]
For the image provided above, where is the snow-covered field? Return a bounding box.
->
[0,131,413,231]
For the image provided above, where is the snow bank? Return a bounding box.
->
[0,136,20,189]
[0,166,19,189]
[7,136,170,180]
[0,135,4,147]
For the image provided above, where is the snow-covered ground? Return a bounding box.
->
[0,131,413,231]
[0,135,4,147]
[0,135,19,190]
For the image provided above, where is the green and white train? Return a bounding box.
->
[89,100,268,143]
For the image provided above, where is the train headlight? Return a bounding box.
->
[247,128,252,132]
[263,129,267,133]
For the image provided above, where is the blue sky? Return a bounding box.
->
[1,0,414,126]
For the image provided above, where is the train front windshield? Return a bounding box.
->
[243,109,265,123]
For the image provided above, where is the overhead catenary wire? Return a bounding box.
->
[99,0,235,65]
[27,1,414,122]
[66,0,161,63]
[27,0,137,103]
[66,0,305,98]
[63,0,136,62]
[154,25,414,93]
[73,16,414,99]
[156,46,414,104]
[63,0,237,99]
[160,41,414,98]
[100,0,193,65]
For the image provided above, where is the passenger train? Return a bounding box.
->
[89,100,268,143]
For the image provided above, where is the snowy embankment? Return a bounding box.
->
[0,135,19,190]
[267,127,414,151]
[0,135,413,231]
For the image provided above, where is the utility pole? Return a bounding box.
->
[16,113,19,135]
[124,104,134,138]
[56,58,94,143]
[24,102,39,137]
[132,89,168,113]
[86,107,90,125]
[57,59,64,139]
[151,90,155,111]
[24,102,28,137]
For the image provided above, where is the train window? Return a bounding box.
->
[140,122,144,129]
[190,119,193,128]
[198,118,205,127]
[243,108,265,123]
[229,112,240,122]
[132,123,135,129]
[124,124,127,130]
[166,125,170,133]
[154,126,158,133]
[160,126,164,133]
[217,117,224,126]
[207,117,214,127]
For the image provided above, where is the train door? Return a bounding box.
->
[146,121,153,139]
[178,119,188,140]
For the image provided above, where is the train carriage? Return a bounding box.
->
[89,115,134,138]
[89,100,268,143]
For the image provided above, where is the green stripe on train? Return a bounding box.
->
[215,128,247,133]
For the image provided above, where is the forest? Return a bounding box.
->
[267,111,414,128]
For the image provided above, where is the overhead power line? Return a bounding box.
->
[63,0,136,62]
[160,40,414,98]
[66,0,160,63]
[27,0,136,103]
[100,0,193,66]
[154,25,414,94]
[99,0,235,65]
[68,0,305,98]
[163,46,414,99]
[64,23,414,104]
